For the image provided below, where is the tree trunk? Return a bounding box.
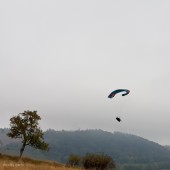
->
[19,142,26,159]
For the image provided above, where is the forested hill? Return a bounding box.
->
[43,129,170,163]
[1,129,170,164]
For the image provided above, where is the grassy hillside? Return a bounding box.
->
[0,153,77,170]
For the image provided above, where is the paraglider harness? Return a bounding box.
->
[116,117,121,122]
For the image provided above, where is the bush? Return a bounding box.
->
[67,154,81,167]
[82,153,116,170]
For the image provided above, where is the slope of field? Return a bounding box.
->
[0,154,77,170]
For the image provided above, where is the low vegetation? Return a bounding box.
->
[67,153,116,170]
[0,153,78,170]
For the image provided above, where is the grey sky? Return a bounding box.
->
[1,0,170,145]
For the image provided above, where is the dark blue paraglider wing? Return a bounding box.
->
[108,89,130,98]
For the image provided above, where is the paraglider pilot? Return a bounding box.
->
[116,117,121,122]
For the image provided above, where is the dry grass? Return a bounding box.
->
[0,154,79,170]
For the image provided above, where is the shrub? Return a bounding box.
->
[67,154,81,167]
[82,153,116,170]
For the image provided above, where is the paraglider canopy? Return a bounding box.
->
[108,89,130,98]
[116,117,121,122]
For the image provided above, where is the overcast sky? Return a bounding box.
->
[1,0,170,145]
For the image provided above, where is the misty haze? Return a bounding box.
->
[1,1,170,170]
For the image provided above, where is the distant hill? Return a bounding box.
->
[1,128,170,165]
[0,128,19,148]
[44,129,170,164]
[165,145,170,150]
